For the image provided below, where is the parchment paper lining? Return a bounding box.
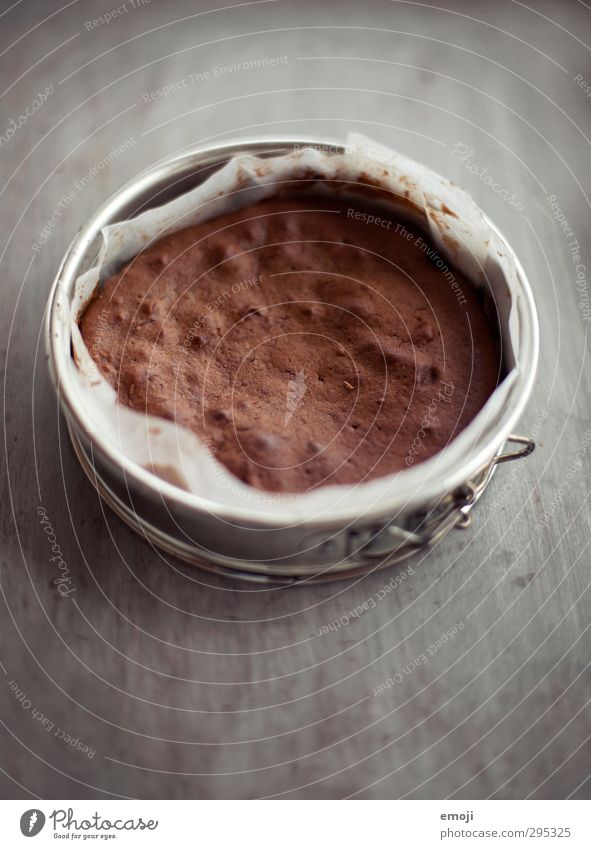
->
[62,134,520,516]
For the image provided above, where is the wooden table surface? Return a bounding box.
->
[2,0,590,800]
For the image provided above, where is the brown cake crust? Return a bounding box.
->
[79,197,500,493]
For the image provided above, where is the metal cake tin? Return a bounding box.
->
[46,138,539,584]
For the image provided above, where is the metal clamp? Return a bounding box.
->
[489,433,535,464]
[351,434,535,564]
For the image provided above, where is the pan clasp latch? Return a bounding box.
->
[490,433,535,466]
[466,434,536,502]
[351,434,535,564]
[351,483,477,562]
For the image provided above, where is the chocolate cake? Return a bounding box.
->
[79,197,500,493]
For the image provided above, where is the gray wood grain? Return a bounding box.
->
[1,0,590,799]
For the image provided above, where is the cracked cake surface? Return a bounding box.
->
[79,196,500,493]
